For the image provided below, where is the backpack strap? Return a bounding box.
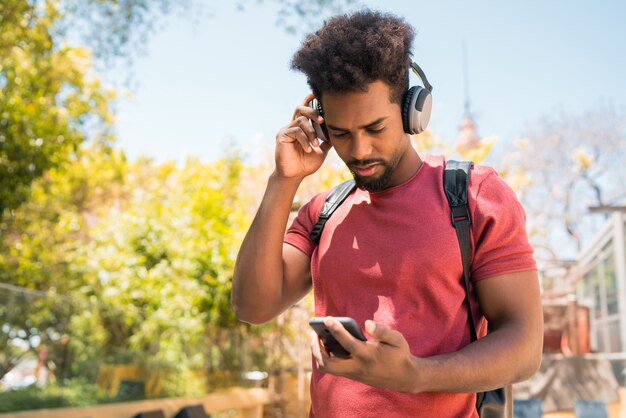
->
[443,160,478,342]
[310,179,356,245]
[444,160,491,411]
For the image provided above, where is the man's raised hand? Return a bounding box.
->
[274,93,331,180]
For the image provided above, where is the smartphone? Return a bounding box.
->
[308,98,328,142]
[309,317,367,359]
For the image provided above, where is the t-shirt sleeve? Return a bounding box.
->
[470,168,537,281]
[284,191,329,258]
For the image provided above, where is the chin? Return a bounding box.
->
[353,172,392,192]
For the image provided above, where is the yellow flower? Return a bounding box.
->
[572,147,594,172]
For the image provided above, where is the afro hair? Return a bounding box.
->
[291,9,416,104]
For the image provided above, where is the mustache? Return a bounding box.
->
[348,158,386,168]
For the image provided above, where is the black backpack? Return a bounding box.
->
[308,160,511,418]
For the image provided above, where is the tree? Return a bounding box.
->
[500,105,626,258]
[0,140,263,394]
[1,0,357,220]
[68,0,359,62]
[0,142,127,382]
[0,0,115,218]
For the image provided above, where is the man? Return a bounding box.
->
[231,10,543,418]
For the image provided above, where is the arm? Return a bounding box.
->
[312,270,543,393]
[414,269,543,391]
[231,175,312,324]
[231,94,331,324]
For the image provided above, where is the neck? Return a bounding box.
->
[388,138,422,188]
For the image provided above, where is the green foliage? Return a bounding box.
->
[0,141,257,395]
[0,142,126,381]
[0,0,115,217]
[0,379,100,413]
[69,152,250,369]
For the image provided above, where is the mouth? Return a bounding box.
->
[351,163,381,177]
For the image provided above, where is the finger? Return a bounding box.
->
[291,92,317,121]
[365,320,404,347]
[310,330,325,368]
[324,317,366,358]
[293,115,320,147]
[317,353,358,377]
[278,126,314,153]
[302,92,316,106]
[292,104,324,125]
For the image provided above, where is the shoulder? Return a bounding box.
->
[296,188,332,224]
[468,163,520,207]
[284,188,334,257]
[433,155,510,199]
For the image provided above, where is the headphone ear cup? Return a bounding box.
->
[402,86,418,134]
[402,86,432,134]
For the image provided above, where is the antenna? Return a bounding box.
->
[462,41,471,118]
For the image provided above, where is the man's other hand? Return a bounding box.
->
[311,317,419,393]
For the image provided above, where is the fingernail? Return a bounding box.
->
[366,320,375,333]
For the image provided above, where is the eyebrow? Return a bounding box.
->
[326,116,388,132]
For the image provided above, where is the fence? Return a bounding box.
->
[0,387,271,418]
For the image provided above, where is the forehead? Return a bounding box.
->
[321,80,397,125]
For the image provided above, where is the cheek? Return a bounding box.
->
[329,140,349,161]
[377,132,405,153]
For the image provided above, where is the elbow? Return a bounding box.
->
[232,308,270,326]
[231,297,276,325]
[230,277,263,324]
[234,312,275,325]
[230,271,287,324]
[514,333,544,383]
[527,341,543,378]
[517,350,542,382]
[231,294,254,324]
[526,324,544,378]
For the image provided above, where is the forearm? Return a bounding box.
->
[411,320,542,393]
[231,172,303,323]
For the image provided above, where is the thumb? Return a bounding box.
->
[365,320,404,346]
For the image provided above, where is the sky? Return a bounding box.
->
[111,0,626,165]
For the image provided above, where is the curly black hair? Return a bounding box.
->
[291,9,416,104]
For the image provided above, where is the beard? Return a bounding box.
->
[350,160,394,192]
[348,149,404,193]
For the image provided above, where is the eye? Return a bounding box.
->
[368,126,386,134]
[332,131,349,138]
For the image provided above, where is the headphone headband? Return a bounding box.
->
[410,61,433,92]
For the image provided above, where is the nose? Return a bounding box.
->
[350,132,373,161]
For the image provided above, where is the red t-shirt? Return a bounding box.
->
[284,154,536,418]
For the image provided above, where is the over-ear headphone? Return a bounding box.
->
[402,62,433,135]
[310,61,433,139]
